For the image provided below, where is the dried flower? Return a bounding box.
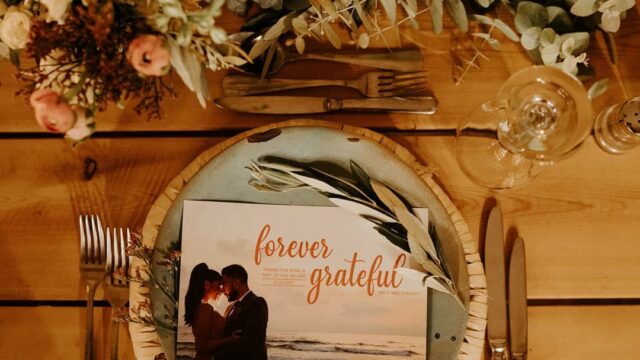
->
[0,6,31,49]
[127,34,170,76]
[30,89,75,133]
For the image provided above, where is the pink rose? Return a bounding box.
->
[127,35,171,76]
[30,89,75,133]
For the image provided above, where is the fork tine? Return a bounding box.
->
[106,226,113,275]
[119,228,126,284]
[96,215,105,265]
[382,85,429,97]
[79,215,87,263]
[125,228,131,277]
[89,215,98,264]
[379,78,427,91]
[392,71,428,80]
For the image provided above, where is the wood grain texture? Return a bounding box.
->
[1,134,639,302]
[0,9,637,133]
[0,306,135,359]
[395,135,640,299]
[528,305,640,359]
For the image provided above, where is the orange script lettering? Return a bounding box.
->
[254,224,334,265]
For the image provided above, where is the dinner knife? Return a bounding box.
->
[485,206,508,360]
[509,237,528,360]
[213,96,437,114]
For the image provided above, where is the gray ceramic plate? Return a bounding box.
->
[149,125,469,359]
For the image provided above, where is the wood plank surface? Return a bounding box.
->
[0,305,637,359]
[0,10,637,133]
[528,305,640,359]
[1,135,639,301]
[0,306,135,359]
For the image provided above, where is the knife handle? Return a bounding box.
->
[301,50,423,72]
[490,340,508,360]
[336,97,437,114]
[222,75,349,96]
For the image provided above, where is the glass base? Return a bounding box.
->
[455,134,543,190]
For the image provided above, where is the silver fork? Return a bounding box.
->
[222,71,428,97]
[105,227,132,360]
[79,214,106,360]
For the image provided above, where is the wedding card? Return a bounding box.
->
[177,200,428,359]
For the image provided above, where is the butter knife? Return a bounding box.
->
[485,206,508,360]
[213,96,437,114]
[509,237,528,360]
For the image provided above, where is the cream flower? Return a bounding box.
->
[40,0,73,23]
[0,6,31,50]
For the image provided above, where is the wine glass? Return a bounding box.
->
[455,66,593,190]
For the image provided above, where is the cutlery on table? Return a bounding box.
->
[214,96,437,114]
[222,71,428,97]
[242,42,424,75]
[509,237,528,360]
[79,214,106,360]
[485,206,509,359]
[104,227,132,360]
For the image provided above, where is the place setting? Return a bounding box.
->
[0,0,638,358]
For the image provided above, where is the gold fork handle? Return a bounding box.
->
[222,75,349,96]
[85,282,99,360]
[109,307,120,360]
[300,50,423,72]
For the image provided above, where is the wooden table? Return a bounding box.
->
[1,6,639,359]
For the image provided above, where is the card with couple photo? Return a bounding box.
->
[177,200,429,360]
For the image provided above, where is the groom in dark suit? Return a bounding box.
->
[217,264,268,360]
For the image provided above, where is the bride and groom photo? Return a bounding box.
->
[182,263,268,360]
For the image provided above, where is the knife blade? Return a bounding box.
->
[509,237,528,360]
[485,206,508,360]
[213,96,437,115]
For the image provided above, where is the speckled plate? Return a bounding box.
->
[130,120,486,360]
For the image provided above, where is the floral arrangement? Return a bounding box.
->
[0,0,634,140]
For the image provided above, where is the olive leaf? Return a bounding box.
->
[429,0,444,34]
[493,19,519,42]
[370,179,407,214]
[395,207,439,263]
[327,196,396,223]
[322,22,342,49]
[587,78,609,99]
[380,0,397,24]
[444,0,468,32]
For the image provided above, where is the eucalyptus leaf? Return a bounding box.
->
[541,43,560,65]
[521,26,542,50]
[474,0,493,8]
[538,27,557,46]
[559,32,590,54]
[493,19,519,42]
[570,0,599,16]
[612,0,635,11]
[600,9,621,32]
[587,78,610,99]
[547,6,573,34]
[445,0,468,32]
[514,1,548,34]
[429,0,444,34]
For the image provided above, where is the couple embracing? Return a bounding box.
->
[184,263,268,360]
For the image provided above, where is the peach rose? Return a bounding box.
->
[126,35,171,76]
[30,89,75,133]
